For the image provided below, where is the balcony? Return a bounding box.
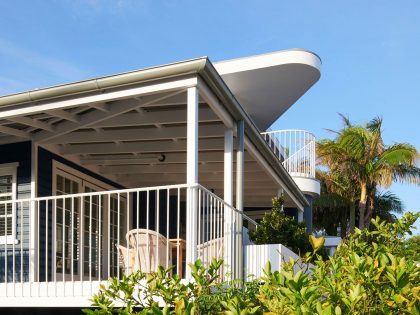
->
[0,184,257,306]
[261,129,320,197]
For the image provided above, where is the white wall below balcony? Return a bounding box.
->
[244,244,312,278]
[290,175,321,197]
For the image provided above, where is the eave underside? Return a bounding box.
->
[0,74,305,209]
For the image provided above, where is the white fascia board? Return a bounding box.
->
[0,76,197,119]
[214,49,321,75]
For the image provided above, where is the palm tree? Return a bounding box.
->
[316,170,358,232]
[313,184,404,237]
[373,191,404,223]
[317,115,419,229]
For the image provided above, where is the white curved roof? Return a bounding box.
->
[214,49,321,131]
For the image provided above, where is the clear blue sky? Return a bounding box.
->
[0,1,419,232]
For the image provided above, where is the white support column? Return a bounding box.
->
[224,128,234,276]
[185,86,198,279]
[235,120,244,279]
[298,210,304,223]
[29,142,38,282]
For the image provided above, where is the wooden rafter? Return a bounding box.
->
[33,90,185,144]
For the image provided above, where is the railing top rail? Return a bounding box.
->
[196,184,259,227]
[0,183,191,204]
[261,129,315,139]
[0,183,258,226]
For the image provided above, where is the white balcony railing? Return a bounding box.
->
[0,184,257,301]
[261,129,316,178]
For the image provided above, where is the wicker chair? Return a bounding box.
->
[118,229,174,275]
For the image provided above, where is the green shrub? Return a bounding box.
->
[248,196,312,255]
[84,212,420,315]
[260,212,420,314]
[405,235,420,262]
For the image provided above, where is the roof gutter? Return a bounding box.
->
[0,58,209,107]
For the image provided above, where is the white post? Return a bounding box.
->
[185,86,198,279]
[298,209,304,223]
[224,128,234,277]
[29,142,38,282]
[235,120,244,279]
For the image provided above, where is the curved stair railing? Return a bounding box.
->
[261,129,316,178]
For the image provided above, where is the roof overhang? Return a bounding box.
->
[214,49,321,130]
[0,54,310,209]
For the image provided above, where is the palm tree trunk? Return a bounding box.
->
[349,203,356,232]
[358,182,368,229]
[364,193,375,228]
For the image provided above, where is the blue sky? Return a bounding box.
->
[0,1,419,232]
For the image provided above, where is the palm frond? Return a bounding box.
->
[338,113,352,128]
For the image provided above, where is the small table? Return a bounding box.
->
[169,238,186,277]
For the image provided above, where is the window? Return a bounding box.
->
[0,163,18,244]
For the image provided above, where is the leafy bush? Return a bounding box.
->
[260,212,420,314]
[405,235,420,262]
[84,213,420,314]
[248,196,312,255]
[83,259,261,315]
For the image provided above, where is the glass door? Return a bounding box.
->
[55,172,81,278]
[83,184,104,279]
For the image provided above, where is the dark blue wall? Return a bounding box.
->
[303,195,313,235]
[37,146,124,197]
[0,141,31,282]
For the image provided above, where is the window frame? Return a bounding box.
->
[0,162,19,245]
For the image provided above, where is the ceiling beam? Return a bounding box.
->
[80,151,254,165]
[0,126,31,139]
[8,116,55,132]
[33,90,184,144]
[49,109,80,123]
[89,107,218,128]
[98,161,260,174]
[59,137,226,155]
[117,172,273,182]
[47,123,225,144]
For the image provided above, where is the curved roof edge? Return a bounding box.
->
[214,48,321,75]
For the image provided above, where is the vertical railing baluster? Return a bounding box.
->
[126,192,130,277]
[107,194,110,279]
[117,193,120,279]
[136,191,139,275]
[176,188,180,277]
[46,200,49,285]
[98,194,102,282]
[166,189,170,269]
[79,197,84,283]
[198,189,202,262]
[21,201,24,294]
[71,197,74,296]
[146,190,150,273]
[89,195,92,283]
[12,201,16,292]
[62,197,66,285]
[156,189,159,272]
